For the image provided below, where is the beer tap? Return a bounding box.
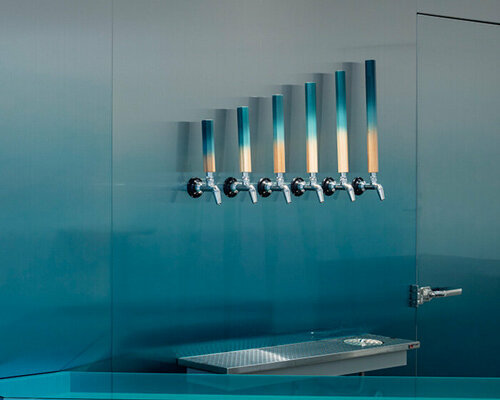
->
[352,60,385,201]
[291,82,324,203]
[187,120,222,205]
[223,107,258,203]
[322,71,356,202]
[257,95,292,204]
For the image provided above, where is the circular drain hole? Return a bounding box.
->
[344,338,384,347]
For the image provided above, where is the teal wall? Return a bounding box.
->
[110,0,416,373]
[0,0,112,377]
[0,0,498,380]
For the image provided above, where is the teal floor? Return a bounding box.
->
[0,372,498,400]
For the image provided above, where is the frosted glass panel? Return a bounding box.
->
[417,15,500,376]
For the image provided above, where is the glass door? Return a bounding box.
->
[416,14,500,377]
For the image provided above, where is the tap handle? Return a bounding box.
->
[272,95,286,173]
[202,119,216,173]
[365,60,379,173]
[305,82,318,173]
[237,106,252,173]
[418,286,462,305]
[335,71,349,173]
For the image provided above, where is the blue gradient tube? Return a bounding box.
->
[272,95,285,173]
[237,106,252,172]
[335,71,349,173]
[202,119,215,173]
[365,59,379,173]
[305,82,318,173]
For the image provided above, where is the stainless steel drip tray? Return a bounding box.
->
[178,334,419,376]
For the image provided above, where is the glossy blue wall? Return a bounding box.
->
[1,0,498,380]
[0,0,112,378]
[110,0,417,373]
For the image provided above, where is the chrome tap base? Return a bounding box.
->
[322,177,336,196]
[291,177,306,196]
[352,177,366,196]
[257,178,273,197]
[223,177,239,197]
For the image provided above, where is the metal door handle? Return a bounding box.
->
[410,285,463,307]
[429,288,462,298]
